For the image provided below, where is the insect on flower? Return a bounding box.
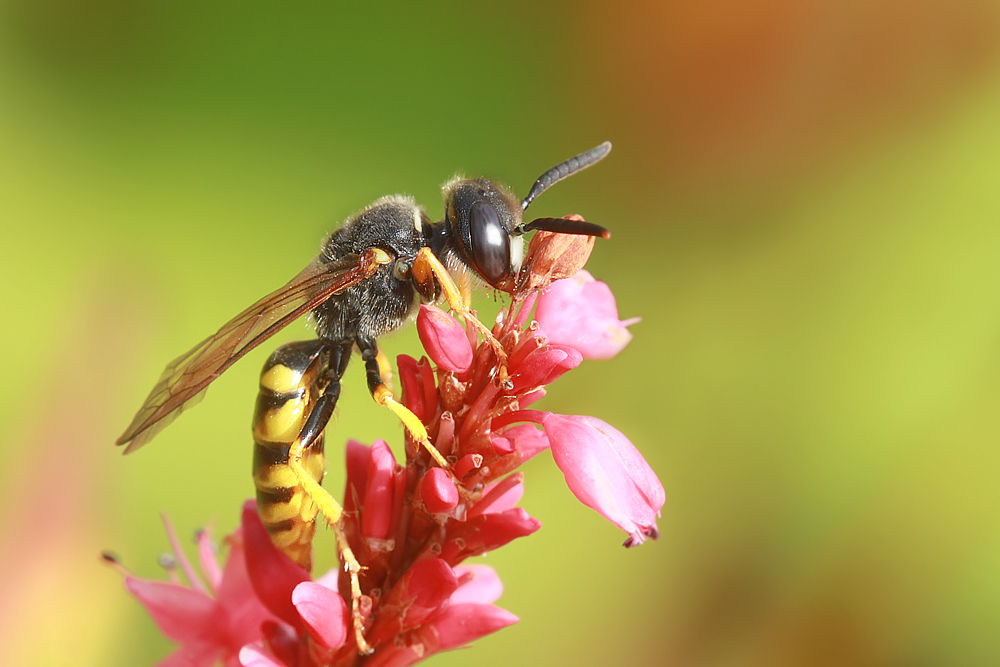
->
[116,143,616,653]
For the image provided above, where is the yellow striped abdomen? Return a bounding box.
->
[252,341,329,572]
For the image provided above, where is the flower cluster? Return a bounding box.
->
[119,228,664,666]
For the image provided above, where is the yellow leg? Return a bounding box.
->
[375,347,394,394]
[288,438,374,655]
[372,385,450,469]
[414,247,508,370]
[457,269,473,309]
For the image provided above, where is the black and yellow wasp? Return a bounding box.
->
[116,142,611,647]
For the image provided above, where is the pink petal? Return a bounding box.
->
[419,468,459,514]
[397,354,426,422]
[259,621,299,667]
[416,356,440,420]
[395,354,439,425]
[504,423,550,462]
[292,582,349,650]
[401,558,459,611]
[535,270,636,360]
[369,559,459,644]
[509,344,581,391]
[511,291,537,327]
[362,440,397,540]
[451,565,504,605]
[374,558,458,624]
[388,467,408,538]
[468,474,524,518]
[213,526,286,647]
[196,529,223,593]
[311,568,341,591]
[441,508,541,563]
[518,387,547,408]
[344,439,371,513]
[161,513,206,594]
[241,501,309,629]
[125,578,214,642]
[239,645,288,667]
[490,433,515,455]
[429,604,519,649]
[543,414,664,544]
[417,304,474,373]
[453,453,483,479]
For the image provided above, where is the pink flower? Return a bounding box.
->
[118,514,286,667]
[534,270,638,360]
[543,414,665,546]
[123,218,660,665]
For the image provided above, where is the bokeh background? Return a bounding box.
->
[2,1,1000,665]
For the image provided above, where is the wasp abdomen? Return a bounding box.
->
[251,341,329,572]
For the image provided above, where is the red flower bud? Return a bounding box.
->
[362,440,399,540]
[417,304,474,373]
[419,468,459,514]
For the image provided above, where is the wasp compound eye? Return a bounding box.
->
[468,201,510,286]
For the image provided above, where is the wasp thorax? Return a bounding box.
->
[443,178,524,291]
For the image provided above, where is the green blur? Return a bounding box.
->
[1,2,999,665]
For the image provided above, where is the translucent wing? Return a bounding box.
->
[117,251,384,453]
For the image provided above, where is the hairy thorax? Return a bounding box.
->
[312,196,431,342]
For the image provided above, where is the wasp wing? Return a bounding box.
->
[117,252,381,453]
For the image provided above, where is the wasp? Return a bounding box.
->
[116,142,612,650]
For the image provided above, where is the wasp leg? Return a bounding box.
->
[413,247,508,371]
[284,342,374,655]
[357,335,450,469]
[375,346,394,394]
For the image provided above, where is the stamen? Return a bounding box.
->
[161,514,206,593]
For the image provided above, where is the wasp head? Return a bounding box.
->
[437,178,524,292]
[431,142,614,293]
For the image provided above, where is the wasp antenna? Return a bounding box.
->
[520,217,611,239]
[521,141,612,211]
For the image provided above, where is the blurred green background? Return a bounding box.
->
[2,1,1000,665]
